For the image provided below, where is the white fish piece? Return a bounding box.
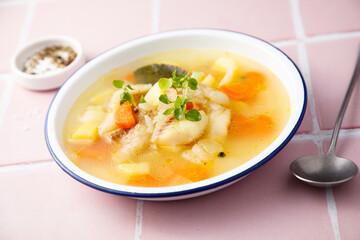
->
[199,84,229,105]
[98,111,118,136]
[112,124,151,165]
[182,143,214,164]
[152,110,208,146]
[206,104,231,141]
[198,138,223,154]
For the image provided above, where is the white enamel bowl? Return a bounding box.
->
[45,29,306,201]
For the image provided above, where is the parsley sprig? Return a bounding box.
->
[158,70,202,122]
[113,80,144,107]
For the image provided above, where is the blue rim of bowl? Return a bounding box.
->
[45,28,307,199]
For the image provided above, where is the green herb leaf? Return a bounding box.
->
[120,92,134,106]
[163,108,175,115]
[185,109,202,121]
[175,96,183,108]
[159,78,173,90]
[126,85,134,90]
[113,80,124,89]
[174,108,184,121]
[159,94,172,104]
[182,96,193,106]
[172,82,183,89]
[140,95,146,103]
[172,69,177,79]
[188,78,198,90]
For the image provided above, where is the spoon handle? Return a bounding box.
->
[327,45,360,155]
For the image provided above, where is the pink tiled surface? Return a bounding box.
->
[307,37,360,130]
[0,163,137,240]
[141,141,334,240]
[0,84,56,165]
[28,0,153,61]
[0,0,359,239]
[0,4,27,73]
[159,0,295,42]
[300,0,360,36]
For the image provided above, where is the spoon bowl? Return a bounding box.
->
[290,154,358,187]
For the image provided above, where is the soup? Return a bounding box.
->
[63,49,290,187]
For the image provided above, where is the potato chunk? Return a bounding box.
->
[201,74,216,88]
[144,82,162,107]
[212,57,237,73]
[80,106,105,122]
[71,122,99,140]
[118,162,150,180]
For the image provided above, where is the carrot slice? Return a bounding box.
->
[127,174,158,187]
[229,114,274,138]
[173,162,209,182]
[76,139,111,161]
[114,101,136,129]
[125,73,135,83]
[218,71,265,101]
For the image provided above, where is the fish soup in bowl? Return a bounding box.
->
[46,29,306,200]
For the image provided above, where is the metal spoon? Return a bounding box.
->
[290,46,360,187]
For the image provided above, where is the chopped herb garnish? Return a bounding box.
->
[112,80,136,107]
[159,77,173,91]
[185,109,202,121]
[140,95,146,103]
[159,94,172,104]
[113,80,124,89]
[158,70,202,122]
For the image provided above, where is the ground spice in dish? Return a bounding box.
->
[23,45,77,75]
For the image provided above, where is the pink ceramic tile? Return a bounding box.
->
[141,141,335,240]
[159,0,295,42]
[0,4,27,73]
[0,84,56,165]
[278,45,314,133]
[0,162,136,240]
[28,0,152,61]
[300,0,360,36]
[323,135,360,239]
[307,37,360,130]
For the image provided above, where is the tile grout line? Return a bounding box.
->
[306,31,360,43]
[134,200,144,240]
[274,31,360,47]
[290,0,341,239]
[292,128,360,142]
[0,160,54,173]
[326,188,341,240]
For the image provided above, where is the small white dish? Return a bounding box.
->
[10,35,85,91]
